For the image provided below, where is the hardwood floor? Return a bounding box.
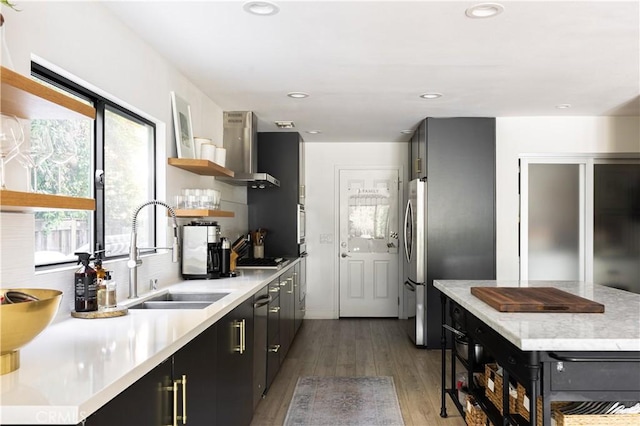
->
[250,319,466,426]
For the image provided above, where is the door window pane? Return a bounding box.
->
[528,164,581,280]
[348,188,390,253]
[104,107,155,257]
[594,163,640,294]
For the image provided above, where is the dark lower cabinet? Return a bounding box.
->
[279,268,295,363]
[266,279,281,389]
[172,324,217,424]
[85,358,172,425]
[216,298,254,426]
[294,260,305,334]
[253,285,270,409]
[85,325,217,426]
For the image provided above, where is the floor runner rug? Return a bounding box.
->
[283,376,405,426]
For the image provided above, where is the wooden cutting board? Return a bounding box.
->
[470,287,605,313]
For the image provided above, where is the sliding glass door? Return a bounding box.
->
[520,155,640,293]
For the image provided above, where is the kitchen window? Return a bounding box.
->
[31,63,156,266]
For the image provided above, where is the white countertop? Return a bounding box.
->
[0,262,298,425]
[433,280,640,352]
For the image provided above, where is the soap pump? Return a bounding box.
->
[74,252,98,312]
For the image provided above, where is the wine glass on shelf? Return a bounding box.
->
[0,114,24,189]
[16,125,53,192]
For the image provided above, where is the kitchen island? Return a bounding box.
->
[0,259,302,425]
[435,280,640,426]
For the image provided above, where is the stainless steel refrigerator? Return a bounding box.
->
[404,178,427,345]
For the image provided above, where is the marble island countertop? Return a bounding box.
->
[0,261,299,425]
[434,280,640,352]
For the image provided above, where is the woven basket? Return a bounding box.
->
[473,371,486,388]
[515,389,570,426]
[555,411,640,426]
[465,395,491,426]
[484,363,517,415]
[516,384,639,426]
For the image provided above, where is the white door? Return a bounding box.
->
[338,168,400,317]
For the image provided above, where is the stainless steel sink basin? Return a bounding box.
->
[129,301,215,309]
[129,292,231,310]
[146,292,231,302]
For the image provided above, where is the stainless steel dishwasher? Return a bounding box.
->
[252,285,271,408]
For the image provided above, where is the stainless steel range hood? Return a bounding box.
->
[217,111,280,188]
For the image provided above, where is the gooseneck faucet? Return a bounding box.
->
[127,200,179,299]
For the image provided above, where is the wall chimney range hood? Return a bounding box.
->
[217,111,280,188]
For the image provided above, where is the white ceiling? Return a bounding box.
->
[103,1,640,142]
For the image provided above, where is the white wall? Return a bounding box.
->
[0,2,247,319]
[304,142,408,319]
[495,116,640,280]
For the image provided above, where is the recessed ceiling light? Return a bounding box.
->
[306,130,322,134]
[275,121,295,129]
[419,92,443,99]
[400,130,413,134]
[556,103,572,109]
[465,3,504,19]
[287,92,309,99]
[243,1,280,16]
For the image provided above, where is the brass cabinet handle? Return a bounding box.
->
[233,320,242,353]
[269,344,281,353]
[269,306,280,313]
[288,277,294,294]
[172,380,178,426]
[182,375,187,424]
[269,286,280,293]
[240,319,246,354]
[168,375,188,425]
[254,294,272,308]
[415,157,422,175]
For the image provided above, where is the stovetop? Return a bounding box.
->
[235,257,290,270]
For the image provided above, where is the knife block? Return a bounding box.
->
[230,250,238,272]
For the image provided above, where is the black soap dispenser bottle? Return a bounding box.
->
[74,252,98,312]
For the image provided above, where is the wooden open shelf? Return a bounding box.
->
[0,190,96,212]
[172,209,235,218]
[168,158,234,177]
[1,66,96,120]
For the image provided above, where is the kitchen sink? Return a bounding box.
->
[128,292,231,310]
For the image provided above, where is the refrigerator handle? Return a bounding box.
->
[403,199,411,263]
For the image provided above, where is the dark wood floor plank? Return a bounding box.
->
[336,319,357,376]
[354,319,377,376]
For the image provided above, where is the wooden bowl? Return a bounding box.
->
[0,288,62,375]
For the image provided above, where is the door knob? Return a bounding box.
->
[341,253,351,258]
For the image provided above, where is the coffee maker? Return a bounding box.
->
[182,221,222,279]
